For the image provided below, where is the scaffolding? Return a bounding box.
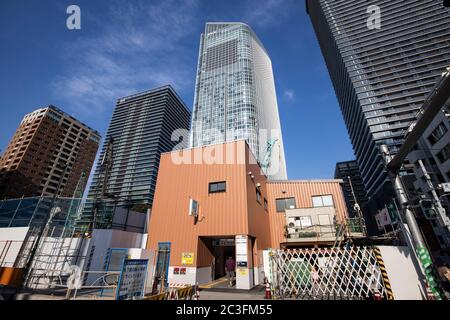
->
[0,195,146,291]
[12,197,89,289]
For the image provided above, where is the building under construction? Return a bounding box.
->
[0,195,148,293]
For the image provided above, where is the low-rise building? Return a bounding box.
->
[146,140,358,289]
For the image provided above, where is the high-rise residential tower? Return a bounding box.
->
[0,106,100,199]
[307,0,450,226]
[86,85,191,208]
[334,160,368,218]
[190,22,287,180]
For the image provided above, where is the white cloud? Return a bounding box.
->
[283,89,296,102]
[52,0,296,119]
[52,0,199,117]
[243,0,295,28]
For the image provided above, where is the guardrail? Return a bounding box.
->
[285,218,365,242]
[0,240,26,268]
[25,268,121,299]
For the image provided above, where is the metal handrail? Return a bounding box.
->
[285,218,365,240]
[0,240,28,268]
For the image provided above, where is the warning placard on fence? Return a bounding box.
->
[116,259,149,300]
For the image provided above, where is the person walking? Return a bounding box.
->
[311,265,320,298]
[225,256,236,287]
[438,264,450,299]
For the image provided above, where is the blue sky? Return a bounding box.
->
[0,0,354,180]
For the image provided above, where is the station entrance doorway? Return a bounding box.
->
[212,238,236,280]
[199,236,236,282]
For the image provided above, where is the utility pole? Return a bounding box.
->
[380,146,429,249]
[380,145,442,299]
[377,67,450,300]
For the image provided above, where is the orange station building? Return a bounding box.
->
[146,140,349,289]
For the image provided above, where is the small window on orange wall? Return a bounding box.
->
[209,181,226,194]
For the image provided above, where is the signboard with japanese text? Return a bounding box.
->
[116,259,149,300]
[236,235,248,255]
[238,268,248,276]
[375,207,391,230]
[213,239,235,246]
[387,202,399,223]
[181,252,194,265]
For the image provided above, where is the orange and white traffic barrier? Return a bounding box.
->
[169,283,187,289]
[373,289,382,300]
[264,281,272,299]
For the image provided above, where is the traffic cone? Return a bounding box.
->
[373,289,382,300]
[194,283,200,300]
[264,281,272,299]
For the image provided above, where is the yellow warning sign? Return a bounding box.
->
[181,252,194,265]
[238,268,248,276]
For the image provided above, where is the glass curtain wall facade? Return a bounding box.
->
[190,22,287,180]
[307,0,450,226]
[87,86,191,210]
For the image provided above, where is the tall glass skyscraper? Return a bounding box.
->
[190,22,287,180]
[307,0,450,220]
[87,85,191,208]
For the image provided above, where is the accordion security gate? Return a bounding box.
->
[269,246,392,300]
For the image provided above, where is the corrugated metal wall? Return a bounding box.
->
[147,141,250,266]
[147,140,348,268]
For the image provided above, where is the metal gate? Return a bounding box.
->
[151,242,171,294]
[269,246,392,300]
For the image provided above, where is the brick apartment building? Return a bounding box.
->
[0,106,100,199]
